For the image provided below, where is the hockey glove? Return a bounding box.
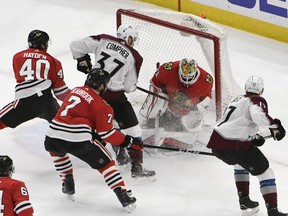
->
[77,54,92,74]
[270,118,286,141]
[120,135,143,151]
[251,137,265,146]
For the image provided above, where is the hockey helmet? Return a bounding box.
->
[244,75,264,95]
[28,29,50,50]
[178,58,199,87]
[0,155,14,177]
[86,68,110,92]
[117,24,139,46]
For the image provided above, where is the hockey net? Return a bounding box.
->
[116,9,243,147]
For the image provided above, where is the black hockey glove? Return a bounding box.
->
[270,118,286,141]
[251,137,265,146]
[77,54,92,74]
[120,135,143,151]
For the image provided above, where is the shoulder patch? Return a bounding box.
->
[163,62,173,71]
[205,74,213,84]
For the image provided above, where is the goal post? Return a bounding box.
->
[116,8,243,121]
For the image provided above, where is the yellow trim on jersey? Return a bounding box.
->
[136,0,288,43]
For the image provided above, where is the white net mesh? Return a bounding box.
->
[117,9,243,118]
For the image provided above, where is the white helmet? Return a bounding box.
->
[117,24,139,46]
[178,58,199,87]
[244,75,264,95]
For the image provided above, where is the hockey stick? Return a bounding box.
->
[255,134,272,140]
[143,144,214,156]
[136,86,170,102]
[143,134,272,156]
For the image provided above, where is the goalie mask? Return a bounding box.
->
[244,75,264,95]
[0,155,14,178]
[178,58,199,87]
[117,24,139,47]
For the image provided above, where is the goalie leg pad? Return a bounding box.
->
[181,109,205,132]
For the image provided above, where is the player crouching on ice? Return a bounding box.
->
[140,58,213,132]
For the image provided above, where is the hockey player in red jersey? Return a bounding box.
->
[0,155,34,216]
[207,76,287,216]
[69,24,155,178]
[0,30,70,129]
[0,30,75,198]
[45,68,140,212]
[140,58,213,132]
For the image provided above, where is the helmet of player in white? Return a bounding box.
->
[244,75,264,95]
[178,58,199,87]
[117,24,139,47]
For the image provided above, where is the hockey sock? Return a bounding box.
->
[234,165,250,197]
[0,121,7,130]
[128,149,143,164]
[49,152,73,180]
[256,168,277,208]
[98,160,126,191]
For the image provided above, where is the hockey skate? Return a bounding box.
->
[131,163,156,182]
[114,187,137,213]
[239,195,259,216]
[62,174,75,201]
[268,207,288,216]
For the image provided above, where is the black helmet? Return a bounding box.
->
[0,155,14,177]
[86,68,110,90]
[28,30,49,50]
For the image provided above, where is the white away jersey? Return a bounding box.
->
[70,34,143,93]
[214,94,273,141]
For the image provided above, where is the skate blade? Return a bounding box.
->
[66,194,75,202]
[242,206,259,216]
[125,202,137,213]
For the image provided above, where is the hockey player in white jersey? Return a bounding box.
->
[207,76,287,216]
[69,24,155,179]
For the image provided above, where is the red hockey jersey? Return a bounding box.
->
[46,86,126,145]
[0,177,33,216]
[12,48,69,100]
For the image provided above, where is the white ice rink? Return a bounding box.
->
[0,0,288,215]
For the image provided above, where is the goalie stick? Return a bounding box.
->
[154,62,161,146]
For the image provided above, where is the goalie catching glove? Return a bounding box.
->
[270,118,286,141]
[77,54,92,74]
[120,135,143,151]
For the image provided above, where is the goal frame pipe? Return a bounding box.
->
[116,9,222,119]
